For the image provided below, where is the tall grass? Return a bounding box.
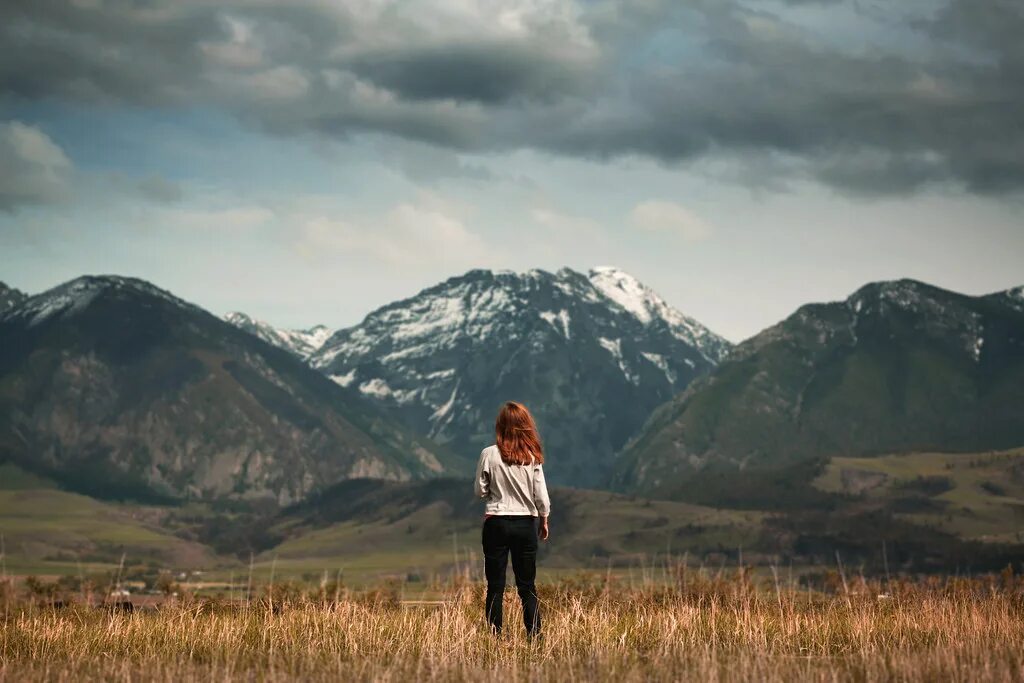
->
[2,568,1023,681]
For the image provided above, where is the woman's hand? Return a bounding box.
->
[539,516,550,541]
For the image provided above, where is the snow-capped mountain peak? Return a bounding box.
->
[1002,285,1024,312]
[588,266,658,324]
[0,281,28,315]
[1,275,195,326]
[224,311,333,360]
[588,266,730,363]
[311,266,732,486]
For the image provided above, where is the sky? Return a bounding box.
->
[1,0,1022,343]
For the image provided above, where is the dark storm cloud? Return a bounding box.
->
[2,0,1022,195]
[542,0,1024,195]
[0,1,220,104]
[349,42,591,105]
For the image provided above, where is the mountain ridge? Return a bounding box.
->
[0,281,28,315]
[0,274,448,505]
[616,277,1024,504]
[223,311,332,360]
[309,266,731,486]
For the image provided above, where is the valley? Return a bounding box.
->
[1,271,1023,586]
[3,447,1023,588]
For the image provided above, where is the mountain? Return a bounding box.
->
[0,275,447,505]
[311,267,730,487]
[0,281,27,314]
[224,311,332,360]
[616,279,1024,505]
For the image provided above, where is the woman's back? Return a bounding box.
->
[474,445,550,518]
[475,401,550,637]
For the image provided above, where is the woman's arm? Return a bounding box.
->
[473,449,491,499]
[534,464,551,540]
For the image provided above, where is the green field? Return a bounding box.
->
[239,485,765,583]
[813,447,1024,543]
[0,462,768,584]
[0,464,215,577]
[3,448,1024,585]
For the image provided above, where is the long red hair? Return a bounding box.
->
[495,401,544,466]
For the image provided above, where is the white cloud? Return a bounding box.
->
[530,206,601,235]
[136,175,183,204]
[628,200,712,242]
[162,206,275,231]
[0,121,73,210]
[295,195,488,268]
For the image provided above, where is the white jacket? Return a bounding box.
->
[474,445,551,517]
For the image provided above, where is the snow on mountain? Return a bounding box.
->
[224,312,333,360]
[0,274,447,504]
[848,280,987,364]
[1000,285,1024,312]
[312,266,732,486]
[618,278,1024,500]
[7,278,336,361]
[588,267,730,363]
[539,309,571,338]
[0,282,28,315]
[1,275,198,327]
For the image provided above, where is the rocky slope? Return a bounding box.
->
[311,267,730,487]
[0,282,27,314]
[616,279,1024,504]
[223,311,331,360]
[0,276,447,505]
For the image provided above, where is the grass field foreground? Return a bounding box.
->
[2,569,1023,681]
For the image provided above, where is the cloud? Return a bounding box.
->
[370,137,495,184]
[294,195,489,268]
[348,41,594,105]
[2,0,1023,194]
[530,207,601,235]
[162,206,275,231]
[0,121,72,210]
[136,175,183,204]
[629,201,712,241]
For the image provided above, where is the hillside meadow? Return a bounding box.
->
[2,567,1023,682]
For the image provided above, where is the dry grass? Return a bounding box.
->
[2,569,1023,682]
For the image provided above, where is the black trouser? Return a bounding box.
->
[481,515,540,636]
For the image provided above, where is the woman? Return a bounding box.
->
[474,401,551,638]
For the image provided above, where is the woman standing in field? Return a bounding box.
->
[474,401,551,638]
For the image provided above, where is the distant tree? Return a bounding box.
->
[155,574,180,597]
